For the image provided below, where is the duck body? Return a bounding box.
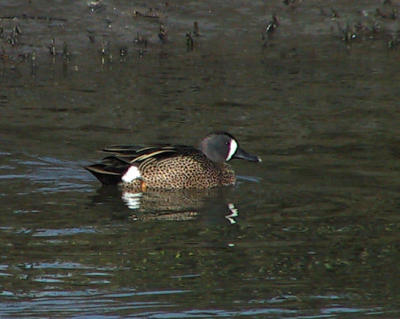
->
[85,132,261,191]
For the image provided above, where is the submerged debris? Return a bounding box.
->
[30,50,36,76]
[5,22,22,47]
[375,7,397,19]
[99,40,112,64]
[138,48,145,57]
[193,21,200,37]
[134,32,147,47]
[0,46,7,62]
[320,8,337,18]
[186,32,194,51]
[7,34,18,46]
[133,7,161,19]
[87,30,96,43]
[330,8,339,18]
[99,40,109,56]
[262,14,279,41]
[88,0,106,13]
[282,0,300,8]
[388,32,400,49]
[158,24,167,42]
[266,14,279,34]
[63,41,70,59]
[47,38,71,59]
[14,24,22,35]
[119,46,128,57]
[49,38,56,55]
[262,14,279,47]
[0,14,66,22]
[337,19,384,43]
[337,22,356,42]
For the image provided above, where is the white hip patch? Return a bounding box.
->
[122,166,141,183]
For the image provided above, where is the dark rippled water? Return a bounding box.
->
[1,0,400,318]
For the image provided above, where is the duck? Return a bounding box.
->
[85,131,261,191]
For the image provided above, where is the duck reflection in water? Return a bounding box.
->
[88,185,242,224]
[121,187,239,224]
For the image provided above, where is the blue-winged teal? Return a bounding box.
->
[85,132,261,191]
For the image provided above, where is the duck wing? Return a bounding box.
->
[85,144,198,185]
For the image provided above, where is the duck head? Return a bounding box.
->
[200,132,262,164]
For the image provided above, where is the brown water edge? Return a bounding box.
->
[1,0,400,318]
[1,0,400,74]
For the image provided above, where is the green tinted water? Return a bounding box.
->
[1,0,400,317]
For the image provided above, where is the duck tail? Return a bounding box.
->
[85,164,122,185]
[85,155,130,185]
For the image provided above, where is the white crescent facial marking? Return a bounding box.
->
[226,139,238,161]
[122,166,141,183]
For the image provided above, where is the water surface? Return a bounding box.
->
[1,0,400,318]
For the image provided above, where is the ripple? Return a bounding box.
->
[3,155,93,193]
[32,227,97,237]
[0,289,180,317]
[19,262,92,270]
